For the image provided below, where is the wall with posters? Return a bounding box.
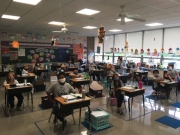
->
[0,31,87,64]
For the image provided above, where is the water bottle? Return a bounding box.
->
[20,69,22,77]
[138,81,143,89]
[86,72,89,79]
[82,90,86,99]
[24,79,27,86]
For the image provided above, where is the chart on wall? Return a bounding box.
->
[9,48,18,60]
[25,48,58,63]
[74,44,83,60]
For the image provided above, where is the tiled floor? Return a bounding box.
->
[0,79,180,135]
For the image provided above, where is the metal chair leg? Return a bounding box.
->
[49,111,53,122]
[72,113,75,125]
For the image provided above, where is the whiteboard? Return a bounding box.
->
[164,27,180,53]
[104,35,114,52]
[114,34,125,49]
[127,32,143,50]
[144,30,163,52]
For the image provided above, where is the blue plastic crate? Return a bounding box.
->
[84,108,110,130]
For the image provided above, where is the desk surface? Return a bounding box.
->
[55,96,91,105]
[70,78,90,82]
[6,85,32,90]
[17,73,35,78]
[118,87,145,93]
[157,80,178,84]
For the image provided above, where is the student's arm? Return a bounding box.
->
[3,80,9,87]
[167,72,174,81]
[46,84,55,103]
[68,84,75,93]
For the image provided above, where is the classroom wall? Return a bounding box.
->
[94,26,180,63]
[0,30,87,65]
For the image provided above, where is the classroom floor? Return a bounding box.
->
[0,78,180,135]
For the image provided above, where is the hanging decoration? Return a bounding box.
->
[140,49,144,55]
[110,48,113,53]
[114,48,117,52]
[147,48,150,55]
[135,49,138,55]
[154,48,158,56]
[118,48,119,53]
[51,37,58,46]
[168,48,173,54]
[131,49,133,54]
[121,48,124,53]
[98,26,105,44]
[12,41,19,48]
[176,47,180,55]
[161,48,164,53]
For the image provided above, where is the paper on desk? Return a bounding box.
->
[91,111,108,117]
[122,86,134,90]
[62,95,76,100]
[16,83,31,86]
[22,74,28,76]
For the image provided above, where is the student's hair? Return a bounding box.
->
[153,70,159,74]
[113,74,122,89]
[57,71,65,79]
[6,72,15,83]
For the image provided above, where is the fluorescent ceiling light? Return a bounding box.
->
[76,8,100,15]
[145,23,163,27]
[1,14,20,20]
[48,21,65,25]
[116,18,133,22]
[109,29,122,32]
[13,0,41,5]
[83,26,97,29]
[52,31,61,33]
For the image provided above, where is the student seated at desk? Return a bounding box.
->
[46,71,75,124]
[111,74,124,114]
[167,65,179,82]
[34,62,42,70]
[3,72,23,111]
[130,64,137,79]
[2,63,9,72]
[22,65,29,74]
[89,63,101,83]
[69,69,83,93]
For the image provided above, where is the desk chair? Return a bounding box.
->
[48,105,75,125]
[106,88,126,113]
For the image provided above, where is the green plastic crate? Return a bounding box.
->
[84,108,110,130]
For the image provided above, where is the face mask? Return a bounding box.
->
[74,72,78,74]
[9,77,14,80]
[59,78,66,84]
[154,74,158,77]
[114,78,119,81]
[37,64,40,66]
[169,67,172,70]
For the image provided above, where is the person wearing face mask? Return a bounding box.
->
[22,65,29,74]
[167,65,179,82]
[69,69,83,93]
[46,72,75,124]
[89,63,101,83]
[130,63,137,79]
[111,74,124,114]
[3,72,24,111]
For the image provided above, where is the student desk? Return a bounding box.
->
[51,65,61,70]
[35,68,48,77]
[70,78,90,86]
[68,67,78,71]
[17,73,35,83]
[118,87,145,120]
[157,80,178,98]
[91,69,104,74]
[134,71,148,76]
[65,71,73,76]
[55,96,91,131]
[5,85,33,117]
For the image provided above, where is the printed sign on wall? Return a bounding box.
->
[74,44,83,60]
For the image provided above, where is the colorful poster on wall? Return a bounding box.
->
[74,44,83,60]
[88,50,94,63]
[1,47,10,57]
[67,37,71,41]
[10,48,18,60]
[26,48,57,63]
[18,48,25,56]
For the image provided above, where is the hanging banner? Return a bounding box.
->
[73,44,83,60]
